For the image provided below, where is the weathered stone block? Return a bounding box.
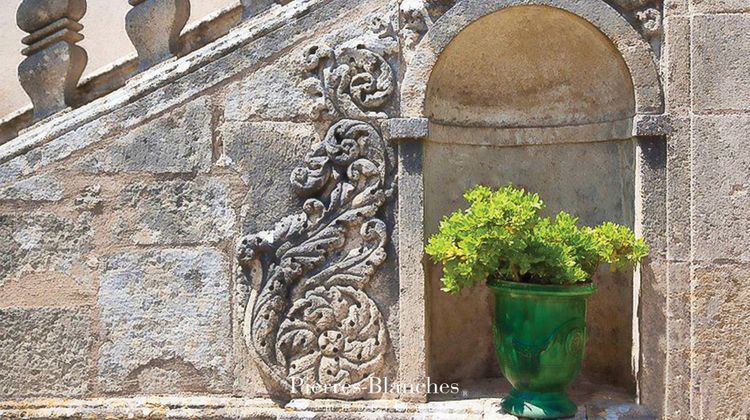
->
[0,174,64,202]
[0,120,106,186]
[692,15,750,112]
[692,263,750,418]
[637,138,667,258]
[0,307,92,398]
[638,257,667,416]
[220,121,318,232]
[222,59,326,122]
[692,0,750,13]
[666,118,690,261]
[664,0,689,16]
[663,16,690,116]
[665,261,690,418]
[0,212,94,287]
[76,97,213,174]
[693,115,750,262]
[381,118,429,141]
[97,248,231,394]
[113,177,235,245]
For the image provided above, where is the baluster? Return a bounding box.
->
[126,0,190,72]
[17,0,88,120]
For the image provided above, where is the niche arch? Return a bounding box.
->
[397,0,667,407]
[401,0,664,119]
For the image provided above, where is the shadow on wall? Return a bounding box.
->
[424,5,638,393]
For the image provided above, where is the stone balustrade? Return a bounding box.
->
[126,0,191,72]
[17,0,88,120]
[7,0,289,133]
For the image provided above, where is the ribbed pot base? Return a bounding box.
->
[501,388,578,418]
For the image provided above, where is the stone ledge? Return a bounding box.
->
[0,396,493,419]
[0,395,654,419]
[381,118,429,142]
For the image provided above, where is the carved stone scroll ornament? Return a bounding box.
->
[399,0,433,51]
[635,7,662,38]
[237,119,392,398]
[303,18,397,119]
[609,0,662,41]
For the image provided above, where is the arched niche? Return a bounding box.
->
[419,4,656,394]
[401,0,663,118]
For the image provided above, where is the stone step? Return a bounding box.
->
[0,395,654,419]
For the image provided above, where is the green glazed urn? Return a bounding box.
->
[489,280,595,419]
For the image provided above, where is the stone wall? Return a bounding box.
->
[0,0,748,418]
[662,2,750,417]
[0,0,402,400]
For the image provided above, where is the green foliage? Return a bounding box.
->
[425,185,649,294]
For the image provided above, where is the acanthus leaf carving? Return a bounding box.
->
[399,0,433,52]
[635,7,661,38]
[607,0,663,43]
[303,15,398,119]
[238,119,393,399]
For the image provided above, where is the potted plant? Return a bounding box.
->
[425,185,648,418]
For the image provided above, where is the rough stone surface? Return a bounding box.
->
[97,248,231,394]
[693,115,750,262]
[666,118,691,261]
[663,16,690,116]
[397,139,428,402]
[75,97,213,174]
[381,118,429,141]
[220,121,318,231]
[222,61,326,122]
[0,307,92,398]
[636,137,667,257]
[0,212,94,288]
[692,14,750,112]
[692,263,750,418]
[113,177,235,245]
[664,0,689,16]
[0,174,64,201]
[665,261,690,418]
[691,0,750,13]
[637,257,668,415]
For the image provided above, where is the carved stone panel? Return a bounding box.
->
[235,14,400,396]
[237,119,395,398]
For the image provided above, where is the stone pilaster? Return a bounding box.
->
[126,0,190,71]
[382,118,430,402]
[17,0,88,120]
